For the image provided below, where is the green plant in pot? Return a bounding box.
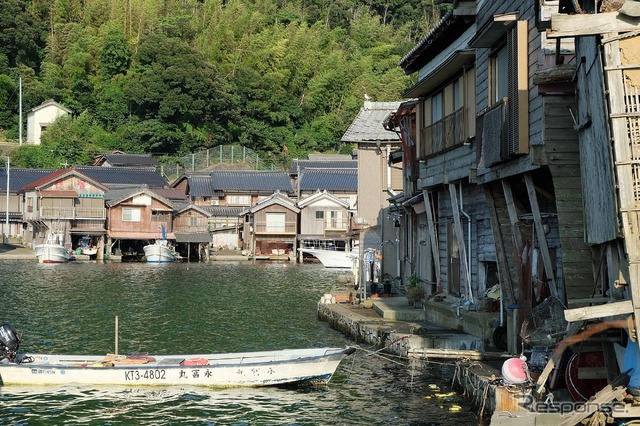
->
[406,274,425,306]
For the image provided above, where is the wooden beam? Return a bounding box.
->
[548,12,640,39]
[422,190,441,286]
[524,174,558,298]
[484,186,516,306]
[448,183,472,301]
[564,300,633,322]
[501,180,523,256]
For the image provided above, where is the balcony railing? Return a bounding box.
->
[324,219,348,231]
[253,221,297,234]
[420,107,466,158]
[40,207,106,220]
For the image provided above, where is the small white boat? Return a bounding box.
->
[33,233,73,264]
[298,247,359,268]
[0,324,355,387]
[77,236,97,256]
[143,240,176,263]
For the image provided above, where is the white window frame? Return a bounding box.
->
[122,207,141,222]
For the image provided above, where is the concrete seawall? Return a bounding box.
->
[317,298,534,421]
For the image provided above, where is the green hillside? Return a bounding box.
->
[0,0,451,169]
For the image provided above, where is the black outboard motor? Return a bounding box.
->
[0,323,20,362]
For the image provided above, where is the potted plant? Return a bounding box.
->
[406,274,425,307]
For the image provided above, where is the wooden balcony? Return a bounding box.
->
[420,107,466,158]
[253,221,297,234]
[40,207,106,220]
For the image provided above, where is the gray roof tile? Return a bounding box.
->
[299,169,357,192]
[289,159,357,175]
[0,168,54,192]
[210,170,293,194]
[76,166,167,188]
[341,102,403,143]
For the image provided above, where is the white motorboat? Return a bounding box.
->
[33,233,72,263]
[298,246,359,268]
[143,240,176,263]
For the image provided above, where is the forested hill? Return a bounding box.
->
[0,0,451,169]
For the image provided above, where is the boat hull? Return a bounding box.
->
[298,248,357,268]
[143,244,176,263]
[0,347,355,387]
[33,244,72,263]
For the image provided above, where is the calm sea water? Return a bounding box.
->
[0,261,479,425]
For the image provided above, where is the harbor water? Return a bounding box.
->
[0,261,479,425]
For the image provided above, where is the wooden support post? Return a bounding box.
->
[422,190,441,287]
[448,183,472,301]
[524,174,558,298]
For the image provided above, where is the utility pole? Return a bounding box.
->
[18,77,22,145]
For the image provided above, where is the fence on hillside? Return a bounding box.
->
[158,145,283,182]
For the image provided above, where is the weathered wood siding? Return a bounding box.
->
[575,36,619,244]
[543,95,594,301]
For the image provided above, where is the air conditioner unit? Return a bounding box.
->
[211,200,220,206]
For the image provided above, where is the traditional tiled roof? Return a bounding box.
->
[246,191,299,214]
[99,153,158,167]
[76,166,168,188]
[186,175,220,197]
[0,168,54,192]
[299,169,357,192]
[199,206,245,217]
[19,168,109,193]
[104,186,173,207]
[210,170,293,194]
[297,190,350,209]
[289,159,357,175]
[150,188,188,201]
[341,102,403,143]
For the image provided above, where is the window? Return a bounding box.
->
[227,195,250,206]
[479,20,529,165]
[316,211,324,219]
[266,213,285,232]
[122,208,141,222]
[491,45,508,104]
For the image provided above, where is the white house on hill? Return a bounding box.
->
[26,99,72,145]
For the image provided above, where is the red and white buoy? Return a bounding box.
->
[502,356,528,385]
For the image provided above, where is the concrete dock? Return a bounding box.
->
[317,296,537,422]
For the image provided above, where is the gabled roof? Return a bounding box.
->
[104,186,174,208]
[175,204,213,217]
[246,191,299,214]
[76,166,168,188]
[289,159,357,175]
[19,167,109,193]
[341,102,403,144]
[211,170,293,194]
[29,99,72,114]
[94,152,158,167]
[297,190,350,209]
[0,168,54,192]
[299,168,357,192]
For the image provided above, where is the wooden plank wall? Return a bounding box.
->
[543,95,595,302]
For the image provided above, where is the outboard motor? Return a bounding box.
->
[0,323,20,362]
